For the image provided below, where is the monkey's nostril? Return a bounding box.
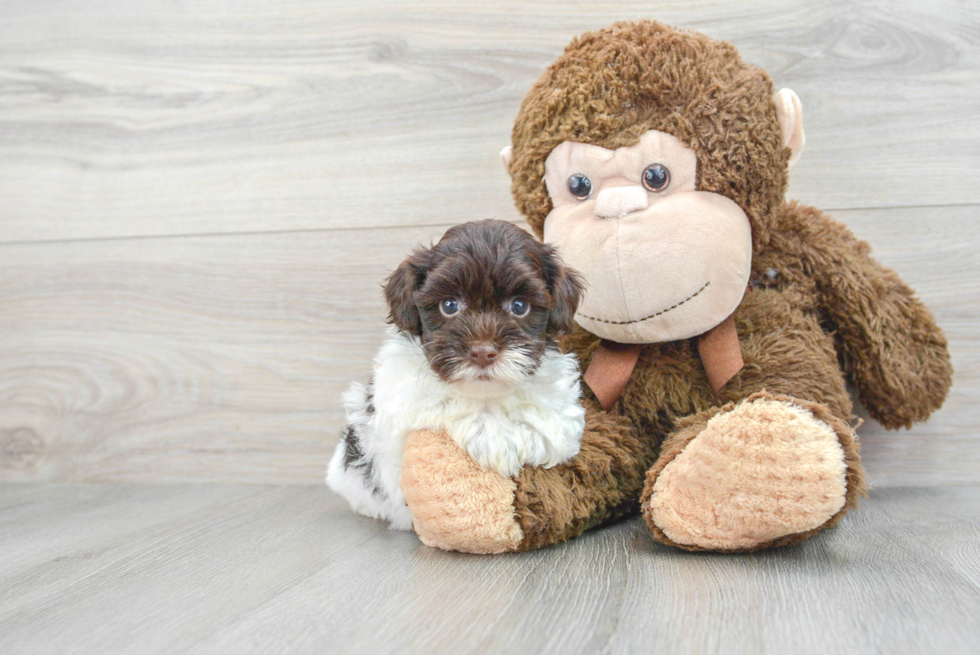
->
[469,343,498,368]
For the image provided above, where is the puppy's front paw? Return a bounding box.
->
[401,429,523,554]
[462,420,523,478]
[458,410,583,477]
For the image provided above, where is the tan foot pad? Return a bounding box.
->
[648,398,849,550]
[401,429,523,554]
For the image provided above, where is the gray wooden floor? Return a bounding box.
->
[1,484,978,655]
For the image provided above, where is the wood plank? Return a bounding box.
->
[0,483,978,654]
[0,205,977,485]
[1,0,977,243]
[0,223,449,484]
[0,484,261,610]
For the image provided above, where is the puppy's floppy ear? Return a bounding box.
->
[540,244,585,334]
[383,247,435,336]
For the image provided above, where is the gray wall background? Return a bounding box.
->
[1,0,977,486]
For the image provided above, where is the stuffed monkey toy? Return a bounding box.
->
[398,20,952,553]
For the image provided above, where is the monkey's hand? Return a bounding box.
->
[401,402,654,553]
[401,428,523,553]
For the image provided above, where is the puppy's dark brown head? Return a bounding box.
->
[384,219,584,387]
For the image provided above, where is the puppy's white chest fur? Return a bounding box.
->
[380,332,585,477]
[326,330,586,529]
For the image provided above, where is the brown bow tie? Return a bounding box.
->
[583,314,743,411]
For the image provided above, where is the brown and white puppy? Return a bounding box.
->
[387,219,584,393]
[326,219,586,529]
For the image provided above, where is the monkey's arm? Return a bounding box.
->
[402,400,655,553]
[776,202,952,429]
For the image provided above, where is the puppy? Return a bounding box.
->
[326,219,587,529]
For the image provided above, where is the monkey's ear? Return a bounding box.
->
[541,245,585,334]
[774,88,805,167]
[383,248,433,336]
[500,145,513,174]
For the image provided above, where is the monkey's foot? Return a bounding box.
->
[402,404,654,554]
[641,392,867,552]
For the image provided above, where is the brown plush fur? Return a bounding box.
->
[495,21,952,551]
[512,396,656,551]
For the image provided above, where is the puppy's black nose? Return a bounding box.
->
[468,343,498,368]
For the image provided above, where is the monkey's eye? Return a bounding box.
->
[642,164,671,192]
[439,299,460,317]
[567,174,593,200]
[509,299,530,317]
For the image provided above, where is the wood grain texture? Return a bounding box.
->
[0,0,978,486]
[0,223,446,484]
[1,483,978,655]
[1,205,978,485]
[0,0,977,243]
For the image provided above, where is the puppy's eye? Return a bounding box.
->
[642,164,670,192]
[567,174,592,200]
[439,299,460,317]
[509,299,530,317]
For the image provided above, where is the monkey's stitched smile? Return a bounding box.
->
[576,281,711,325]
